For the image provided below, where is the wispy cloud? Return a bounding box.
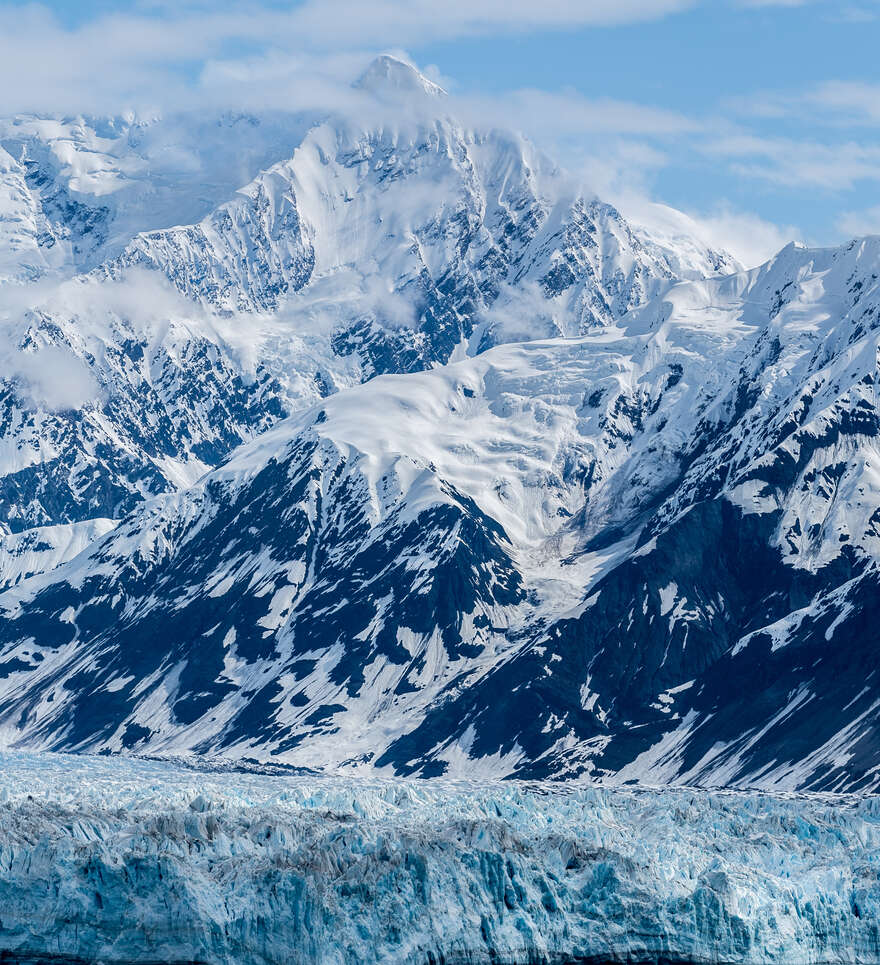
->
[458,90,701,142]
[603,190,801,269]
[0,0,874,259]
[0,1,699,113]
[807,81,880,124]
[739,0,819,8]
[736,0,819,7]
[828,2,880,21]
[703,135,880,190]
[837,205,880,238]
[288,0,700,43]
[733,80,880,126]
[681,204,802,266]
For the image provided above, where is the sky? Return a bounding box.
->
[1,0,879,266]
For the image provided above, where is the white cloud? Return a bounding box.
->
[736,0,818,7]
[286,0,699,44]
[0,1,697,114]
[733,80,880,127]
[0,269,217,411]
[703,135,880,190]
[808,82,880,124]
[682,205,801,267]
[837,205,880,238]
[612,193,799,268]
[6,344,101,412]
[479,281,563,342]
[834,5,880,22]
[461,90,700,139]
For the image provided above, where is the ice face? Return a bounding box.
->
[0,751,877,965]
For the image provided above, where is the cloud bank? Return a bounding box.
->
[0,0,876,276]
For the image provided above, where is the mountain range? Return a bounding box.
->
[0,56,876,792]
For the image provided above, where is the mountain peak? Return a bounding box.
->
[356,55,446,100]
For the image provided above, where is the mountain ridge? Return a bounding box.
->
[0,230,878,789]
[0,57,739,583]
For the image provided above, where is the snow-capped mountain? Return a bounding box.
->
[0,57,737,587]
[1,218,878,790]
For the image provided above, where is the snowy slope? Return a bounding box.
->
[0,517,115,590]
[0,57,738,585]
[1,235,879,788]
[0,752,877,965]
[0,318,756,767]
[0,111,315,279]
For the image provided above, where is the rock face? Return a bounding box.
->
[0,753,878,965]
[0,313,287,535]
[0,232,879,788]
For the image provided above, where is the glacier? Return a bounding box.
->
[2,48,879,965]
[0,751,877,965]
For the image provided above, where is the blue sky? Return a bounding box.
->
[417,2,880,254]
[1,0,878,264]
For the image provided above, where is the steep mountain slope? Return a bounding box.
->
[0,111,314,281]
[1,236,878,789]
[0,57,738,587]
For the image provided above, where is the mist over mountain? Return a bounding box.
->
[0,56,876,793]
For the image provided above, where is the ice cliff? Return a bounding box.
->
[0,753,876,965]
